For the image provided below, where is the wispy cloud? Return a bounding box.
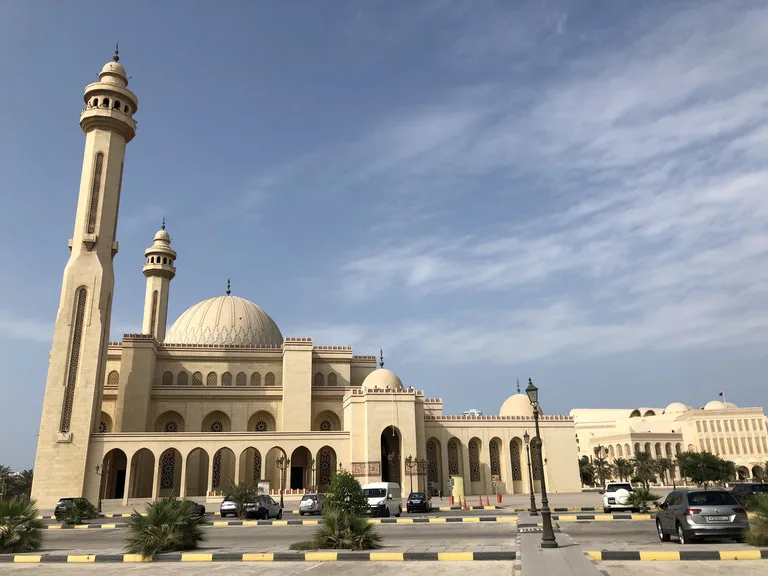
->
[248,3,768,366]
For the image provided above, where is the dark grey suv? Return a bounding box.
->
[655,489,749,544]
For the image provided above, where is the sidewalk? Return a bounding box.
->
[518,512,602,576]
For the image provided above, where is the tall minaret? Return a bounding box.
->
[31,47,138,508]
[142,220,176,341]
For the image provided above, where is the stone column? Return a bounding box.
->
[121,463,133,507]
[151,459,160,501]
[179,456,187,498]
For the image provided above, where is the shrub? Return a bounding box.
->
[626,487,661,513]
[746,493,768,547]
[124,498,207,557]
[222,482,260,519]
[323,470,367,516]
[0,498,44,553]
[311,508,382,551]
[61,499,98,525]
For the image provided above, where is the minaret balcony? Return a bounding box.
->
[80,107,137,141]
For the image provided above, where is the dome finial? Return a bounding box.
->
[379,348,384,368]
[161,217,166,231]
[516,378,520,394]
[113,43,120,62]
[226,278,231,296]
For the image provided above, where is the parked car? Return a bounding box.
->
[183,500,206,516]
[54,497,95,520]
[299,493,324,516]
[655,488,748,544]
[406,492,432,513]
[362,482,402,517]
[602,482,637,513]
[219,499,238,518]
[731,482,768,509]
[244,494,283,520]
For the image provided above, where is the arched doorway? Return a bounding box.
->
[128,449,155,498]
[426,438,443,496]
[101,449,127,500]
[316,446,337,491]
[265,447,288,492]
[753,465,764,481]
[381,426,401,483]
[212,447,236,493]
[158,448,182,498]
[737,466,750,482]
[239,447,263,484]
[509,438,524,494]
[290,446,312,490]
[489,437,503,494]
[185,448,209,497]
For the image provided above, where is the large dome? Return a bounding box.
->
[664,402,692,414]
[362,368,403,390]
[703,400,738,411]
[500,394,535,418]
[165,296,283,347]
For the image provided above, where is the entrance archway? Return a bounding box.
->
[380,426,402,483]
[239,447,263,484]
[128,448,154,498]
[185,448,209,497]
[102,449,127,500]
[265,446,288,491]
[158,448,182,498]
[212,447,236,492]
[290,446,312,490]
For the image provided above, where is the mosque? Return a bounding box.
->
[30,51,582,509]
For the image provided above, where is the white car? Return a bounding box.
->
[362,482,402,517]
[602,482,637,513]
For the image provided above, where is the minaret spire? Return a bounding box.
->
[379,348,384,368]
[161,217,165,230]
[113,43,119,62]
[517,378,521,394]
[226,279,231,296]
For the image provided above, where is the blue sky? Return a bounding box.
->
[2,0,767,470]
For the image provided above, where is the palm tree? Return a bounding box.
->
[222,482,260,519]
[595,460,615,485]
[614,458,633,482]
[125,499,207,557]
[0,498,44,553]
[631,451,656,489]
[746,493,768,547]
[656,458,674,486]
[312,508,382,550]
[578,456,595,486]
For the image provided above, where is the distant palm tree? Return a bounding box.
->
[656,458,674,486]
[631,452,656,489]
[614,458,633,482]
[579,456,595,486]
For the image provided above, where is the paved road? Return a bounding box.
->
[559,520,749,551]
[31,523,517,555]
[599,561,767,576]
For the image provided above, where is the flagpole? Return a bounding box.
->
[722,391,727,406]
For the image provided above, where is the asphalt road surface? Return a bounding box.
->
[32,522,517,555]
[559,520,749,551]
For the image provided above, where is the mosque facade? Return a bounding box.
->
[30,52,581,509]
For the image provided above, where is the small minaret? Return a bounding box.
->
[142,219,176,342]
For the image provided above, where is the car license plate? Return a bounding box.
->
[708,516,729,521]
[411,500,421,503]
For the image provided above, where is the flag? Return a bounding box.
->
[718,391,724,397]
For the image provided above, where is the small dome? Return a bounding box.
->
[664,402,691,414]
[99,57,128,87]
[362,368,403,391]
[165,295,283,347]
[154,229,171,244]
[703,400,737,411]
[500,394,535,418]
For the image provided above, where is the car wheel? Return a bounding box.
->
[396,506,401,517]
[603,507,611,514]
[299,511,304,516]
[384,506,391,518]
[676,523,691,545]
[277,510,283,520]
[657,521,670,542]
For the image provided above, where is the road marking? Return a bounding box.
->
[67,555,96,563]
[241,553,274,561]
[181,553,213,562]
[369,552,404,561]
[13,556,42,563]
[123,555,151,562]
[305,552,338,561]
[438,552,474,561]
[719,550,762,560]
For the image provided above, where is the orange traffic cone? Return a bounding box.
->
[449,495,454,505]
[486,496,490,506]
[479,496,483,507]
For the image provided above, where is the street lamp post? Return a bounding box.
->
[526,377,558,549]
[276,456,290,508]
[523,430,538,516]
[309,458,316,491]
[95,463,110,513]
[405,455,417,493]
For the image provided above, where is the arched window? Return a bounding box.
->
[164,421,178,433]
[98,421,107,433]
[447,438,460,476]
[192,372,203,386]
[87,152,104,234]
[426,440,439,485]
[634,442,641,455]
[103,98,110,107]
[161,371,173,386]
[617,444,624,458]
[210,421,224,432]
[265,372,275,386]
[177,372,188,386]
[163,257,167,264]
[489,439,501,478]
[510,439,523,481]
[317,446,336,488]
[93,98,99,107]
[160,451,175,490]
[250,372,261,386]
[60,287,87,433]
[236,372,246,386]
[124,105,129,113]
[107,370,119,386]
[313,372,325,387]
[114,100,121,109]
[327,373,338,386]
[221,372,232,387]
[468,439,481,482]
[254,420,268,432]
[206,372,217,386]
[319,420,332,431]
[531,442,542,480]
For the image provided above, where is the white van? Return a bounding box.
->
[362,482,402,517]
